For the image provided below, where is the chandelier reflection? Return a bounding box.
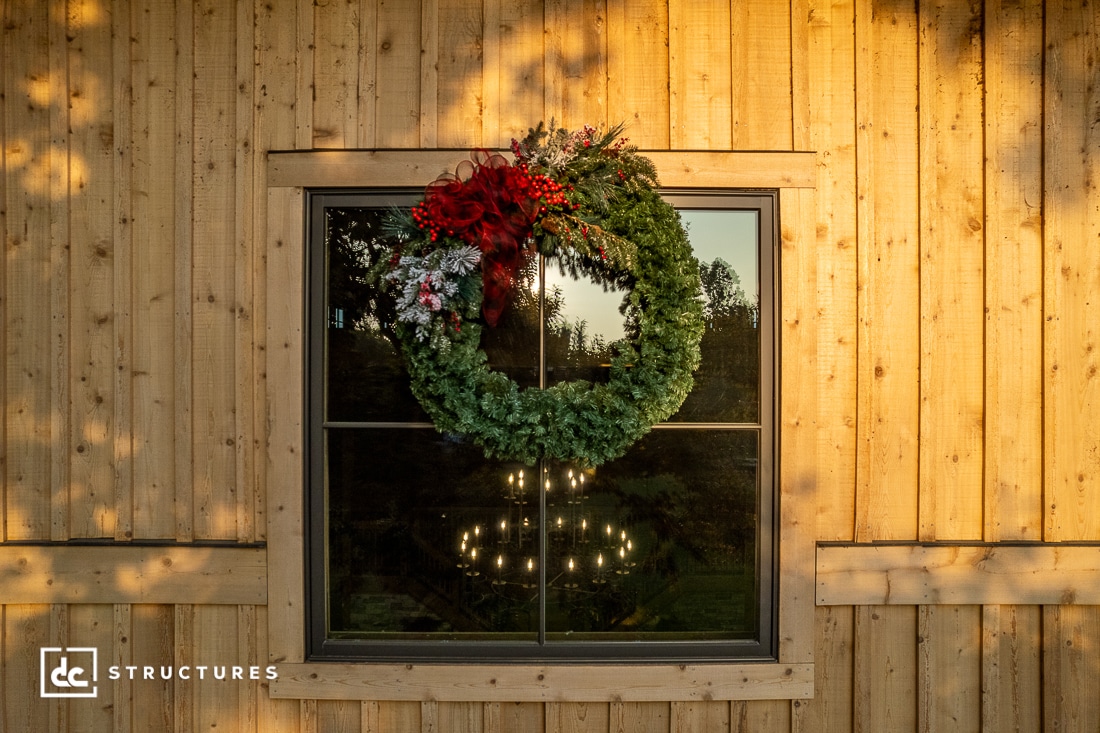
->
[456,467,635,595]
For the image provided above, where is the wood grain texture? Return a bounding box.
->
[1043,0,1100,543]
[917,0,985,542]
[3,0,53,541]
[0,545,266,604]
[981,604,1041,733]
[818,543,1100,606]
[807,0,858,543]
[271,663,814,702]
[853,0,921,542]
[668,0,731,149]
[983,0,1044,543]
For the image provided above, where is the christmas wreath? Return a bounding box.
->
[377,123,703,466]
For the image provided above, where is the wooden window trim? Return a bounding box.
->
[263,149,818,702]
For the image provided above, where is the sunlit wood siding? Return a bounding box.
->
[2,0,1099,730]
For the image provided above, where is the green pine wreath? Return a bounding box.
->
[378,123,703,466]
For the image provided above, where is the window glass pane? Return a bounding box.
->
[668,209,761,424]
[324,207,428,423]
[327,428,539,639]
[543,429,760,640]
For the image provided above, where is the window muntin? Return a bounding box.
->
[308,190,777,661]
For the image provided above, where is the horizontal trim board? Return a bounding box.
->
[0,545,267,605]
[267,150,817,189]
[270,662,813,702]
[817,543,1100,606]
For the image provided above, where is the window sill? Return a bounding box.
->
[269,662,813,702]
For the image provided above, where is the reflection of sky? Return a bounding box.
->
[545,209,759,344]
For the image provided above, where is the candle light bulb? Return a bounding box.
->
[474,525,481,538]
[557,516,563,528]
[462,531,469,542]
[527,558,534,571]
[497,555,503,568]
[470,548,478,560]
[508,473,514,485]
[568,469,574,479]
[545,478,551,492]
[597,553,604,567]
[606,524,612,537]
[627,540,633,551]
[621,530,627,542]
[619,547,625,559]
[568,558,575,571]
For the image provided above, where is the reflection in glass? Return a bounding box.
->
[327,429,539,639]
[327,428,759,641]
[317,199,769,652]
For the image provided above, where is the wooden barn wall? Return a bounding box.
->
[1,0,1098,731]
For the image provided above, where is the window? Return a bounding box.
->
[306,189,777,662]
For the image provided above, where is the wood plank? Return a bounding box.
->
[112,604,133,733]
[917,0,985,542]
[495,0,544,145]
[792,606,854,733]
[734,699,791,732]
[434,0,483,148]
[193,605,241,733]
[68,0,118,540]
[983,0,1044,542]
[239,604,261,732]
[545,0,607,130]
[610,701,668,733]
[546,702,610,733]
[779,187,818,664]
[853,0,920,542]
[730,0,792,150]
[68,604,117,732]
[356,0,380,147]
[312,0,362,149]
[1043,605,1100,733]
[235,0,257,545]
[319,700,362,733]
[981,604,1041,733]
[480,0,501,147]
[668,0,731,149]
[853,606,917,733]
[113,0,135,544]
[256,605,302,732]
[493,702,545,733]
[173,0,195,543]
[48,0,73,543]
[418,0,438,148]
[192,0,239,541]
[130,0,182,540]
[374,0,421,147]
[1043,0,1100,542]
[131,604,176,732]
[266,149,817,189]
[670,701,729,733]
[437,701,483,733]
[606,0,670,148]
[173,604,195,732]
[270,663,814,702]
[917,605,981,733]
[817,543,1100,606]
[264,187,307,664]
[0,545,266,604]
[2,606,50,731]
[806,0,858,543]
[254,0,301,152]
[2,0,53,540]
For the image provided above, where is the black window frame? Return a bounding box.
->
[305,188,780,663]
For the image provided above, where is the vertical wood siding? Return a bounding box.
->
[2,0,1100,731]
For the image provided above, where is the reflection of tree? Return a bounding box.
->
[676,257,760,422]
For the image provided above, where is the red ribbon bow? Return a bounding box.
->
[421,151,540,326]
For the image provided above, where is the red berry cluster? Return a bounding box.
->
[519,165,576,214]
[410,200,444,242]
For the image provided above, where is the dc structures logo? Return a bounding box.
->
[40,647,98,698]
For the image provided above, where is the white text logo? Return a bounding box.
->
[41,647,99,698]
